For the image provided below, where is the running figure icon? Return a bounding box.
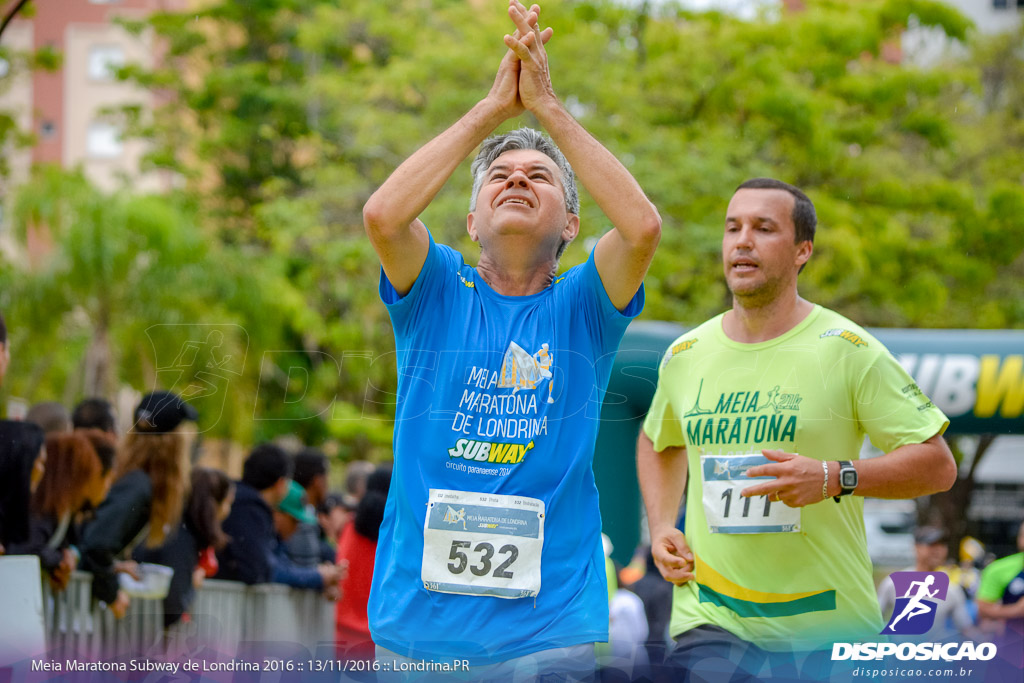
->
[888,574,939,632]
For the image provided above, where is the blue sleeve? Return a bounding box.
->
[270,539,324,590]
[319,538,337,564]
[564,248,645,354]
[378,230,462,339]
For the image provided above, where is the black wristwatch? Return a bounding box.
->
[833,460,857,502]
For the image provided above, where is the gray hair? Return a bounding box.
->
[469,128,579,217]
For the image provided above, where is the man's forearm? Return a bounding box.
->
[826,434,957,499]
[977,597,1024,621]
[363,99,507,237]
[637,431,688,534]
[532,101,660,245]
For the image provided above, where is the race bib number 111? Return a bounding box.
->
[701,454,801,534]
[421,489,544,599]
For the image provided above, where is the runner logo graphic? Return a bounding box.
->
[443,505,467,530]
[882,571,949,635]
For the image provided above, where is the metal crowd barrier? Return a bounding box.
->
[38,570,335,660]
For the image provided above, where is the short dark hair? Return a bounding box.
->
[354,464,392,542]
[0,310,7,345]
[242,443,292,491]
[72,398,117,433]
[292,448,328,489]
[736,178,816,244]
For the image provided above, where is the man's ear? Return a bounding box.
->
[795,240,813,269]
[562,214,580,245]
[467,213,479,243]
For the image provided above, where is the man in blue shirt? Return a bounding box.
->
[363,1,661,677]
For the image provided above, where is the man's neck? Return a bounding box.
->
[476,251,559,297]
[723,290,814,344]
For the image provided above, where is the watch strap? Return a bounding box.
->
[833,459,856,502]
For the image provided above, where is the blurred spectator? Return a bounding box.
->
[219,444,339,594]
[599,536,649,678]
[948,536,985,602]
[294,448,329,508]
[69,429,117,539]
[273,480,343,593]
[976,520,1024,667]
[318,492,354,548]
[79,390,198,619]
[0,424,46,554]
[878,526,977,641]
[628,546,674,666]
[135,467,234,627]
[72,397,118,436]
[218,443,291,585]
[286,448,335,566]
[336,464,391,660]
[78,428,118,475]
[26,401,72,435]
[7,432,110,590]
[0,310,48,556]
[609,579,650,676]
[344,460,375,505]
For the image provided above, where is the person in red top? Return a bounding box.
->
[335,464,391,660]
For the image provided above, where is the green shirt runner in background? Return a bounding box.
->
[643,305,950,652]
[977,551,1024,616]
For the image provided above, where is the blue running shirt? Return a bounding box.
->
[368,232,643,665]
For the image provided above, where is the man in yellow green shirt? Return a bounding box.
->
[637,178,957,680]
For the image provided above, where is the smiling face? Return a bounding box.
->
[468,148,579,262]
[723,188,812,307]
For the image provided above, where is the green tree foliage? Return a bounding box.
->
[0,166,300,441]
[3,0,1021,454]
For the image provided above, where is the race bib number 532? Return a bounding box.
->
[421,489,544,599]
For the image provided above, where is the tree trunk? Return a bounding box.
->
[83,323,112,398]
[922,435,997,560]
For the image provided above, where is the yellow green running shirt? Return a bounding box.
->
[643,306,949,652]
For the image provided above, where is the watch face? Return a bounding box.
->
[841,470,858,488]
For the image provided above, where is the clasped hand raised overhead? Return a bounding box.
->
[487,1,556,120]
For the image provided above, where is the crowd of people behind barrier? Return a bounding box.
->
[0,308,398,659]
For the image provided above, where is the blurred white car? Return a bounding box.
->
[863,499,917,569]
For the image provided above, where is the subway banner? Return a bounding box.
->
[614,323,1024,436]
[873,328,1024,434]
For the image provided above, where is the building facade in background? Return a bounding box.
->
[0,0,186,201]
